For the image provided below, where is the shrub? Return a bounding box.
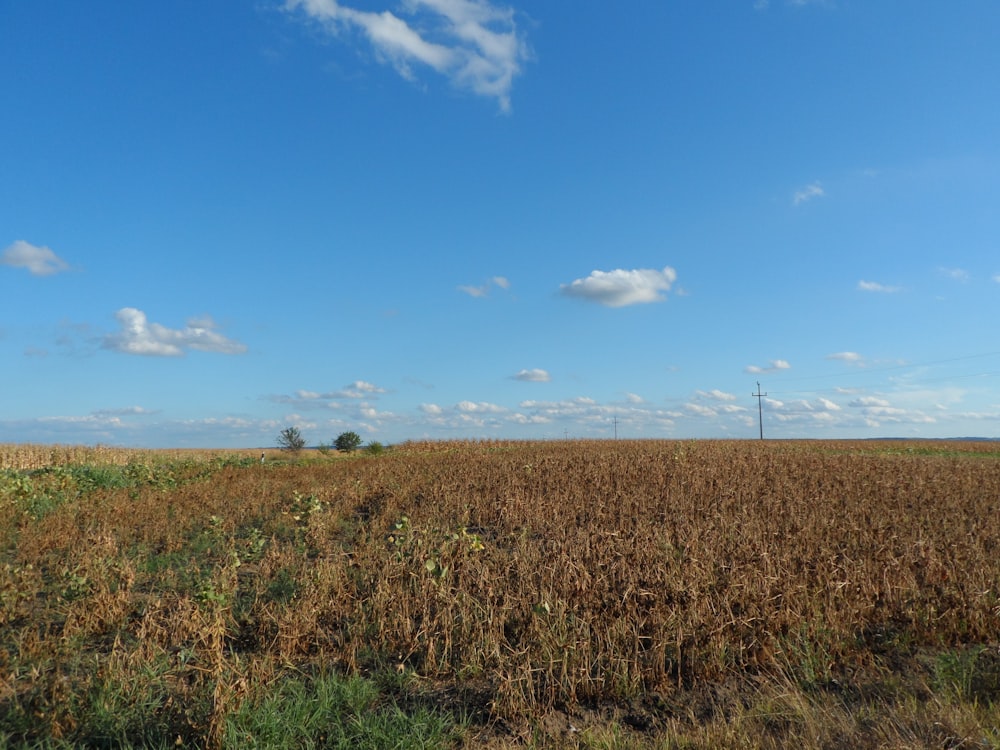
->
[277,427,306,453]
[334,431,362,453]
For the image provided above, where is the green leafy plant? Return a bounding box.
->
[335,431,362,453]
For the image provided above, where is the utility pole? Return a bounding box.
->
[613,416,618,440]
[752,381,767,440]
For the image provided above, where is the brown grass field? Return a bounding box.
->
[1,439,999,748]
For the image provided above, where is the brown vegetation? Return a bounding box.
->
[1,440,999,747]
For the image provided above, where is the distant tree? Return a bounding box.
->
[277,426,306,453]
[334,431,362,453]
[364,441,385,456]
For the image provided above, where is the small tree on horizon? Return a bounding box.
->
[277,426,306,453]
[334,431,362,453]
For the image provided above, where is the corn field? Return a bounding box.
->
[1,439,999,747]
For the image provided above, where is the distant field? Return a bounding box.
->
[2,440,998,748]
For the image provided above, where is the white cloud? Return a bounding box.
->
[992,274,1000,284]
[744,359,791,374]
[274,381,388,405]
[696,389,738,402]
[346,380,386,395]
[456,400,506,413]
[93,406,159,417]
[858,280,901,293]
[764,397,844,424]
[287,0,528,111]
[102,308,246,357]
[512,368,550,382]
[1,240,70,276]
[419,403,443,414]
[518,397,600,418]
[793,181,824,206]
[458,275,511,297]
[848,396,891,408]
[685,403,718,418]
[457,283,489,298]
[560,266,678,308]
[826,351,864,364]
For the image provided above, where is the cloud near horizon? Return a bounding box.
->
[102,308,247,357]
[286,0,529,111]
[1,240,70,276]
[696,389,738,402]
[560,266,678,307]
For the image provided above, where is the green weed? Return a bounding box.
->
[222,670,463,749]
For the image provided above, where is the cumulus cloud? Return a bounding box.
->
[1,240,70,276]
[858,280,901,293]
[343,380,386,396]
[273,381,388,405]
[765,396,843,420]
[792,181,824,206]
[848,396,892,409]
[684,403,718,418]
[846,396,911,424]
[744,359,791,374]
[696,389,738,402]
[102,308,246,357]
[512,368,550,382]
[560,266,678,308]
[286,0,529,111]
[457,400,506,413]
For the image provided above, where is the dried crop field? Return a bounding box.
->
[2,439,999,748]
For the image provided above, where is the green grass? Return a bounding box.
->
[222,670,465,749]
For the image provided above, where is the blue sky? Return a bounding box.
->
[2,1,999,448]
